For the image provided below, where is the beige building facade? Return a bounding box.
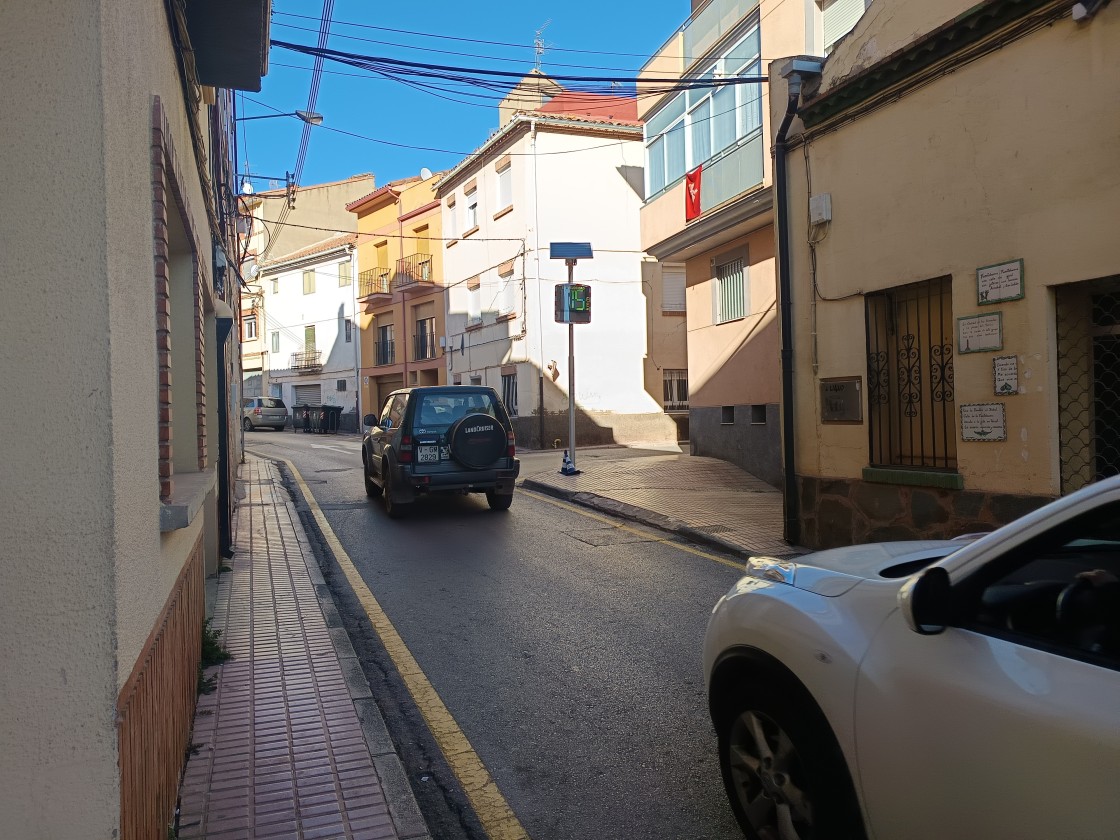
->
[772,0,1120,546]
[638,0,863,485]
[0,1,265,837]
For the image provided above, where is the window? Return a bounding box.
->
[663,264,686,312]
[502,373,518,416]
[271,278,278,294]
[663,369,688,411]
[751,404,767,424]
[415,317,436,360]
[962,501,1120,667]
[496,164,512,210]
[303,268,315,295]
[866,276,956,470]
[714,257,746,323]
[336,379,347,392]
[465,188,478,231]
[304,325,316,352]
[499,269,517,316]
[339,261,352,287]
[721,406,735,424]
[446,198,457,239]
[821,0,870,53]
[270,331,279,354]
[243,315,257,341]
[376,324,394,366]
[467,277,481,325]
[345,319,352,343]
[470,375,483,386]
[644,20,762,198]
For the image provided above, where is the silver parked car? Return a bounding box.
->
[242,397,288,431]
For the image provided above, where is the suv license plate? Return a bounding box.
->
[417,445,440,463]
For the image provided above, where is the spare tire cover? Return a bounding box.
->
[448,413,507,468]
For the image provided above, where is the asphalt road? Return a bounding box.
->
[245,429,745,840]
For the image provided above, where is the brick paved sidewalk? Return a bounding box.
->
[177,457,428,840]
[521,451,800,558]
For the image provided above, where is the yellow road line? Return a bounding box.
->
[519,487,746,572]
[278,456,530,840]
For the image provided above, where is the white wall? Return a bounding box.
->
[261,250,360,408]
[442,122,656,416]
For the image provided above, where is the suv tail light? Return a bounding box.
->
[507,431,516,458]
[399,435,413,464]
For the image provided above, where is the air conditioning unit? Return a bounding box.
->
[336,379,347,391]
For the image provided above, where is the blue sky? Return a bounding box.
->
[236,0,688,192]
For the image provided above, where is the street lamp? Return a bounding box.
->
[237,110,323,126]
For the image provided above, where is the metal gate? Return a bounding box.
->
[1056,278,1120,493]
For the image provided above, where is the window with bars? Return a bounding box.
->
[866,276,956,470]
[502,373,518,416]
[663,369,688,411]
[714,258,746,323]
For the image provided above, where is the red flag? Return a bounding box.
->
[685,165,702,221]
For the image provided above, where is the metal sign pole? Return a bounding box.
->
[567,259,576,469]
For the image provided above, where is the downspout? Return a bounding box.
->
[775,58,822,546]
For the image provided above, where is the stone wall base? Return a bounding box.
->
[798,475,1055,550]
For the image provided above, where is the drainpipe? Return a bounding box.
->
[775,58,822,546]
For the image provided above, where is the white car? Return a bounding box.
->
[704,475,1120,840]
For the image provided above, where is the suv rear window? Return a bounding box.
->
[413,392,498,433]
[262,398,285,408]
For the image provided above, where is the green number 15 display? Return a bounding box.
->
[554,283,591,324]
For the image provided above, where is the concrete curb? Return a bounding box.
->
[280,472,433,840]
[520,477,756,560]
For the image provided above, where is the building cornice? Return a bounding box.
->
[647,186,773,261]
[800,0,1069,130]
[260,243,354,276]
[435,114,643,195]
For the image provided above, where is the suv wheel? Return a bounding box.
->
[486,491,513,511]
[364,459,380,498]
[383,468,410,519]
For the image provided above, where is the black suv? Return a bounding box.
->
[361,386,519,517]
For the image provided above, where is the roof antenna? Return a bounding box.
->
[534,20,552,72]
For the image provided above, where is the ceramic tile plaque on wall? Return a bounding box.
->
[993,355,1018,396]
[977,259,1024,304]
[958,312,1003,353]
[961,403,1007,442]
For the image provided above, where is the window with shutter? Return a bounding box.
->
[662,264,686,312]
[821,0,868,52]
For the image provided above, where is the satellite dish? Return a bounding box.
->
[420,167,433,180]
[241,179,254,195]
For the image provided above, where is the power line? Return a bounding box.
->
[271,40,767,89]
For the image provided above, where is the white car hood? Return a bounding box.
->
[756,541,964,596]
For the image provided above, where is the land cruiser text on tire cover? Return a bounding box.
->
[448,413,507,468]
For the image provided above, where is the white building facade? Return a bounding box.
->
[437,95,683,448]
[255,234,363,427]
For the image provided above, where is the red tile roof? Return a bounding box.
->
[535,92,639,122]
[345,175,426,212]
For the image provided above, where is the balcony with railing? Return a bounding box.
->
[413,333,439,361]
[374,339,395,367]
[358,267,392,301]
[392,253,436,296]
[291,349,323,373]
